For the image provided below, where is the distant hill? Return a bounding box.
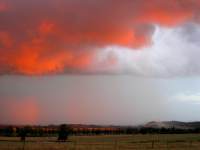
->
[144,121,200,129]
[1,121,200,130]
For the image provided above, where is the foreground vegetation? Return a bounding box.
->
[1,134,200,150]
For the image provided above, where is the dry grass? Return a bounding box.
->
[0,134,200,149]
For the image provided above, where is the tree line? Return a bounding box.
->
[1,125,200,139]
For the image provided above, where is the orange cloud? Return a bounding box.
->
[39,21,56,34]
[0,2,8,12]
[0,32,13,48]
[0,0,200,75]
[138,9,192,26]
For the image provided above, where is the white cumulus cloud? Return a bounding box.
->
[96,23,200,77]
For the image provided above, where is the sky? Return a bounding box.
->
[1,0,200,125]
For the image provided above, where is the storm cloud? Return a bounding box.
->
[0,0,200,75]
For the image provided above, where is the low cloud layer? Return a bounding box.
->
[0,0,200,75]
[172,92,200,104]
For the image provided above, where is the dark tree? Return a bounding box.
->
[18,127,31,142]
[57,124,71,142]
[19,128,27,142]
[4,126,14,137]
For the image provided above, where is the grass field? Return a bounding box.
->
[1,134,200,150]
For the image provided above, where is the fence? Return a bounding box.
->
[0,139,200,150]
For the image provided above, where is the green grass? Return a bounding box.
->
[1,134,200,149]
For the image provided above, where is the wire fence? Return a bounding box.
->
[0,139,200,150]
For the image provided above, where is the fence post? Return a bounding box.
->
[114,140,118,150]
[22,141,25,150]
[166,141,169,149]
[152,140,154,148]
[74,140,77,150]
[189,141,192,148]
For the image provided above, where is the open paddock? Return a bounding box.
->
[1,134,200,150]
